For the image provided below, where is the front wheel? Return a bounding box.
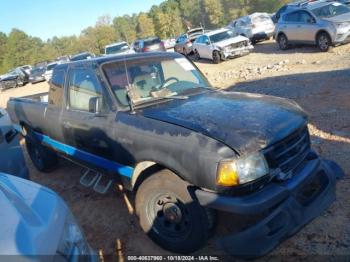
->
[135,170,209,254]
[193,49,200,60]
[278,33,289,50]
[317,32,332,52]
[212,50,221,64]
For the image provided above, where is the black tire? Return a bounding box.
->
[25,134,57,172]
[212,50,221,64]
[135,170,209,254]
[16,79,24,87]
[317,32,332,52]
[278,33,289,50]
[193,49,200,60]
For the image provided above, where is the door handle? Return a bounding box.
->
[297,25,302,28]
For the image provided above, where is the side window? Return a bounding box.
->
[68,68,105,112]
[196,36,203,44]
[299,11,313,23]
[284,11,300,22]
[49,69,65,106]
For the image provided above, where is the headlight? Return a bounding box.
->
[336,22,350,29]
[57,212,91,258]
[216,152,269,186]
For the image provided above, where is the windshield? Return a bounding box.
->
[209,30,235,43]
[106,43,129,54]
[311,3,350,18]
[103,57,211,107]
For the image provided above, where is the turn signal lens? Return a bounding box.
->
[216,161,239,186]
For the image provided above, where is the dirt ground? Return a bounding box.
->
[1,40,349,261]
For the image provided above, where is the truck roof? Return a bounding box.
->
[54,51,183,70]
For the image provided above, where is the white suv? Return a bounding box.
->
[228,12,275,43]
[275,1,350,51]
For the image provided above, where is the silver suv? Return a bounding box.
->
[275,1,350,51]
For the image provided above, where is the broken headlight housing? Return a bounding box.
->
[216,152,269,186]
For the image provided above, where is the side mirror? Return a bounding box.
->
[89,96,103,115]
[205,41,210,45]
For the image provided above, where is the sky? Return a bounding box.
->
[0,0,164,40]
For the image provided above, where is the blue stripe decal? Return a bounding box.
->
[34,132,133,178]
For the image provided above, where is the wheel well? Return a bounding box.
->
[277,32,286,40]
[132,161,165,191]
[315,30,331,43]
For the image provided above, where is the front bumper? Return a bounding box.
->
[195,155,343,257]
[334,29,350,44]
[222,45,254,59]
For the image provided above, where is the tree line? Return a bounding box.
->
[0,0,288,74]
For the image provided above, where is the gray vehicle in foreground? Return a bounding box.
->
[275,1,350,51]
[0,172,96,260]
[0,108,28,179]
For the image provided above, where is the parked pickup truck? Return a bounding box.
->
[7,52,344,257]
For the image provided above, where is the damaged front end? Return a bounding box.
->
[194,124,344,258]
[219,39,254,60]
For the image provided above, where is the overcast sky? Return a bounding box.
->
[0,0,164,40]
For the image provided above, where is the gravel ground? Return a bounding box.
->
[1,40,349,261]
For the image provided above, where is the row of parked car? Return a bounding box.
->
[0,52,96,91]
[172,0,350,62]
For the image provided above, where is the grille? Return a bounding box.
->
[230,41,247,49]
[264,126,311,175]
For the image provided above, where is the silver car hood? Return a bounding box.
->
[323,12,350,23]
[214,35,249,48]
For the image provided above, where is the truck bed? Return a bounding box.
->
[7,92,49,132]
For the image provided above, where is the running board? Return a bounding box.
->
[79,169,113,194]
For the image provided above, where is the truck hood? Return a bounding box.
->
[0,173,67,255]
[214,35,249,48]
[323,12,350,23]
[141,91,307,155]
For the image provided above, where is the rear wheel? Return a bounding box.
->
[212,50,221,64]
[135,170,209,253]
[317,32,332,52]
[24,126,57,172]
[278,33,289,50]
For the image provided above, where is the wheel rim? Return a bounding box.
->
[146,193,192,241]
[318,35,329,50]
[279,36,287,48]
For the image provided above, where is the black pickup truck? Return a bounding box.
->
[7,52,343,257]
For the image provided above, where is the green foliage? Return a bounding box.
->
[0,0,289,74]
[137,13,156,38]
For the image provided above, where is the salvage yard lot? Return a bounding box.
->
[1,40,349,259]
